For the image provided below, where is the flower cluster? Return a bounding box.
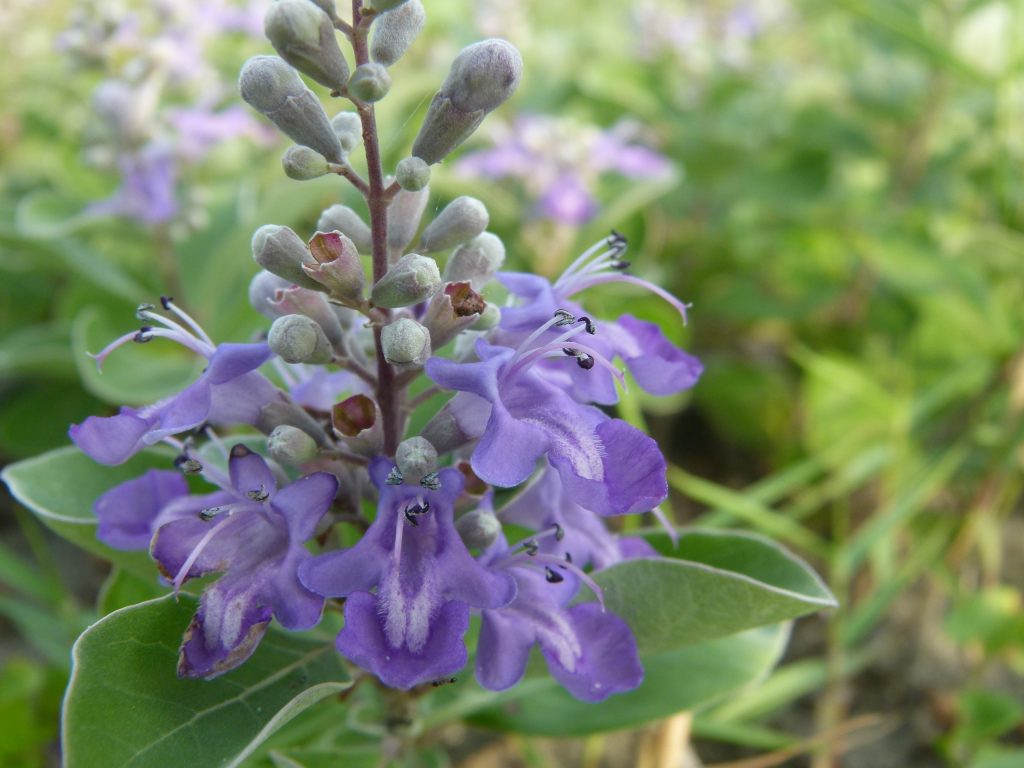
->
[59,0,272,225]
[70,0,701,703]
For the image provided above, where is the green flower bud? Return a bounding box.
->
[386,186,430,254]
[317,204,372,253]
[267,424,319,464]
[381,317,431,371]
[395,436,437,483]
[308,0,337,20]
[265,0,349,91]
[268,314,333,364]
[331,111,363,154]
[282,145,330,180]
[249,270,291,319]
[470,301,501,331]
[421,401,476,454]
[239,55,343,161]
[411,39,522,164]
[368,0,409,11]
[252,224,323,291]
[370,0,425,67]
[456,508,502,550]
[443,232,505,289]
[348,63,391,103]
[302,231,365,300]
[371,253,441,308]
[269,285,345,347]
[419,196,489,253]
[395,156,430,191]
[423,281,485,348]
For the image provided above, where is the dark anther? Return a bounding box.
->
[545,567,564,584]
[230,443,251,458]
[610,259,631,271]
[578,316,596,335]
[173,454,203,475]
[524,539,539,556]
[562,347,579,358]
[553,308,576,326]
[247,484,270,502]
[135,303,155,320]
[431,677,457,687]
[198,507,221,521]
[608,229,628,249]
[134,327,154,343]
[386,467,405,485]
[553,523,564,541]
[564,552,573,564]
[420,472,441,491]
[404,500,431,526]
[575,354,595,370]
[160,295,174,310]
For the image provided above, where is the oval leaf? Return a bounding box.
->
[63,595,350,768]
[594,529,836,654]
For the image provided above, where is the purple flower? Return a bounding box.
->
[150,444,338,678]
[424,333,668,515]
[299,461,516,689]
[168,104,271,161]
[93,469,192,550]
[70,300,283,465]
[475,535,643,701]
[86,143,179,224]
[495,232,703,405]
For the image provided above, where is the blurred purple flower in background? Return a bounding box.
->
[456,115,672,226]
[61,0,273,225]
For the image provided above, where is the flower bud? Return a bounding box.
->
[395,156,430,191]
[456,508,502,550]
[267,424,319,464]
[381,318,431,371]
[347,63,391,103]
[471,301,501,330]
[249,270,292,319]
[421,401,476,453]
[282,145,330,180]
[257,400,327,442]
[423,281,485,348]
[252,224,323,291]
[268,314,333,364]
[411,39,522,164]
[269,286,345,346]
[419,196,488,253]
[395,436,437,483]
[370,0,425,67]
[331,111,363,154]
[332,394,382,456]
[371,253,441,308]
[264,0,349,91]
[239,55,343,162]
[443,232,505,289]
[368,0,409,11]
[317,204,372,253]
[308,0,338,20]
[386,186,429,254]
[302,231,365,300]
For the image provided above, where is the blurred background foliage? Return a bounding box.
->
[1,0,1023,766]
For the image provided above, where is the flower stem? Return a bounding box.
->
[352,0,401,455]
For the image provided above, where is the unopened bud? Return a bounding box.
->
[456,508,502,550]
[348,63,391,103]
[395,436,437,483]
[239,55,343,161]
[471,301,501,330]
[302,231,365,300]
[269,285,345,346]
[421,400,476,453]
[371,253,441,308]
[411,39,522,164]
[252,224,323,291]
[282,145,330,180]
[268,314,333,364]
[369,0,409,11]
[419,196,488,252]
[386,186,429,253]
[381,318,431,371]
[395,156,430,191]
[264,0,349,91]
[370,0,425,67]
[249,270,292,319]
[331,112,363,154]
[443,232,505,289]
[423,281,485,348]
[267,425,319,464]
[317,204,372,253]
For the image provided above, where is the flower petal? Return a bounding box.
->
[93,470,189,550]
[271,471,338,542]
[228,445,277,498]
[205,342,273,384]
[611,315,702,396]
[69,409,152,466]
[475,608,534,692]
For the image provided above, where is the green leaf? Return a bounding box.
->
[63,595,351,768]
[594,530,836,654]
[463,624,789,736]
[97,568,165,616]
[2,446,175,578]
